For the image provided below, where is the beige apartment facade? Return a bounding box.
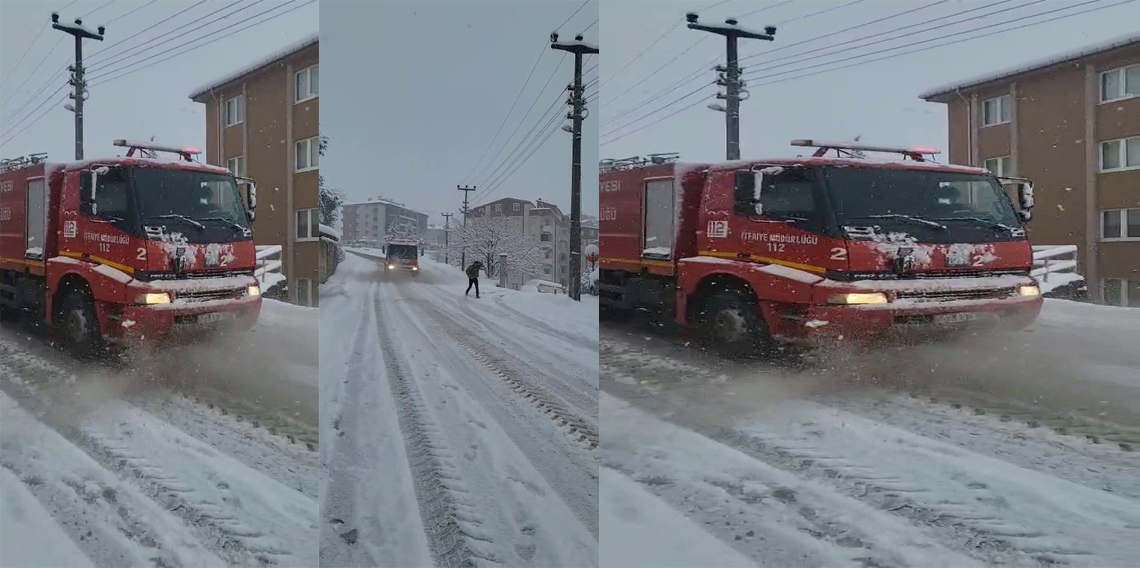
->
[921,34,1140,306]
[190,34,320,306]
[470,197,572,288]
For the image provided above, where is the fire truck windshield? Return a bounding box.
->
[822,167,1022,240]
[387,244,417,259]
[130,167,250,236]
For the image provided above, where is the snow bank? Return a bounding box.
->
[600,467,756,568]
[1,467,94,568]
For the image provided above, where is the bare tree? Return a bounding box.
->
[448,215,543,278]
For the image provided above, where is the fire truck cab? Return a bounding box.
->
[599,140,1043,354]
[0,140,263,357]
[385,239,420,274]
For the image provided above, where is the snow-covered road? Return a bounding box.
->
[319,252,599,567]
[0,300,319,567]
[601,300,1140,567]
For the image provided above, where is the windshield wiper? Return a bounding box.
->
[154,214,205,230]
[198,216,244,231]
[853,214,947,230]
[934,216,1016,232]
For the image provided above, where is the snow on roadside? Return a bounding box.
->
[600,467,755,568]
[1,466,94,568]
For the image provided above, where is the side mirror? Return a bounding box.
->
[79,170,98,216]
[734,170,763,215]
[1018,181,1034,210]
[1018,209,1032,223]
[247,182,257,222]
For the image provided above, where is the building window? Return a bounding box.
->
[983,156,1013,177]
[226,156,245,177]
[224,95,244,127]
[296,208,319,240]
[1100,64,1140,102]
[513,203,521,212]
[494,203,502,212]
[295,136,320,172]
[1100,136,1140,171]
[540,232,552,242]
[1103,279,1140,307]
[981,95,1011,126]
[1101,208,1140,240]
[296,64,319,103]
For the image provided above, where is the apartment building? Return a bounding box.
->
[190,33,320,306]
[341,198,430,245]
[920,34,1140,306]
[469,197,572,288]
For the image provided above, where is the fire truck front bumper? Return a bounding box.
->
[791,286,1043,348]
[107,294,262,345]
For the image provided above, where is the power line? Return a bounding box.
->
[740,0,1022,69]
[471,53,569,188]
[600,0,952,129]
[105,0,161,26]
[3,0,315,148]
[88,0,266,77]
[2,0,209,130]
[89,0,313,86]
[602,36,711,110]
[86,0,207,62]
[774,0,866,27]
[556,0,591,33]
[0,36,65,120]
[601,0,1133,148]
[462,40,550,184]
[743,0,1069,81]
[473,86,569,202]
[0,26,49,91]
[739,0,797,19]
[580,18,598,35]
[80,0,117,20]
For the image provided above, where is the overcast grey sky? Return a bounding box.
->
[322,0,599,227]
[1,0,318,162]
[600,0,1139,162]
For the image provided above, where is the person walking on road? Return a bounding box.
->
[465,261,483,298]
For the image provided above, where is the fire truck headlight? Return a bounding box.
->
[137,292,171,305]
[247,285,261,297]
[412,266,418,271]
[388,264,396,270]
[1018,285,1040,297]
[828,292,888,305]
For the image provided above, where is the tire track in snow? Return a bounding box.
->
[0,367,314,566]
[373,286,495,567]
[602,343,1140,566]
[414,298,598,452]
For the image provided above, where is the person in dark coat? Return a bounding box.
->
[465,261,483,298]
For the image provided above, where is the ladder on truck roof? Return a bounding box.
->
[0,153,48,173]
[600,153,679,172]
[113,139,200,162]
[790,139,940,162]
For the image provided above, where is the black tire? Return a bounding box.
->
[692,289,774,358]
[57,288,104,359]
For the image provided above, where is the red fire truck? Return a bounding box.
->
[599,140,1043,354]
[0,140,262,357]
[384,238,420,275]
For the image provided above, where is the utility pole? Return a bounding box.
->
[686,13,774,161]
[552,33,598,302]
[52,12,105,160]
[441,212,453,265]
[457,184,476,267]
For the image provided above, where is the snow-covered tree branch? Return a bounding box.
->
[448,215,543,278]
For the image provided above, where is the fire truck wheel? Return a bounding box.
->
[696,290,774,357]
[58,289,103,359]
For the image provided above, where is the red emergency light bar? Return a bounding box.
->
[113,139,200,162]
[790,139,940,162]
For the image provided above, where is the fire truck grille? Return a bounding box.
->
[176,288,245,302]
[895,288,1016,302]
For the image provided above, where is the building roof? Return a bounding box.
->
[919,32,1140,101]
[188,32,318,100]
[342,198,429,217]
